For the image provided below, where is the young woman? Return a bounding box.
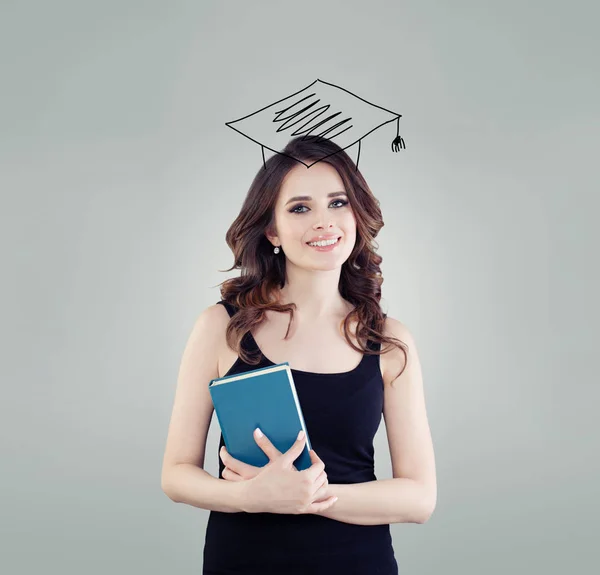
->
[161,136,437,574]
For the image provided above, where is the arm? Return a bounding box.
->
[163,464,247,513]
[316,318,437,525]
[313,478,433,525]
[161,304,246,512]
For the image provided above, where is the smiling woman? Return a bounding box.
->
[161,135,436,575]
[217,136,409,370]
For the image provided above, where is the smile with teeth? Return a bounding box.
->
[307,237,340,247]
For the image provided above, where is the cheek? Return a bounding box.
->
[281,219,305,241]
[342,213,357,235]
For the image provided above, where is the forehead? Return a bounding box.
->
[279,162,345,199]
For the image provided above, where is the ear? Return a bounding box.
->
[264,231,279,245]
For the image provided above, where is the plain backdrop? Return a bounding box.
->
[1,1,598,574]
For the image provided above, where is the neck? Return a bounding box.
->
[275,265,351,320]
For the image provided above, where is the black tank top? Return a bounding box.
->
[202,300,398,575]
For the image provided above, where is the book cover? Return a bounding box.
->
[209,362,313,471]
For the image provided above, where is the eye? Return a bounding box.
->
[289,199,349,214]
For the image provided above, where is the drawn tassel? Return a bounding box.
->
[391,135,405,151]
[391,116,406,151]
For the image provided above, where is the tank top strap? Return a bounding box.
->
[366,338,381,352]
[216,300,259,355]
[366,312,386,352]
[216,299,237,318]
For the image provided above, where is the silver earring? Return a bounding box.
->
[274,246,280,254]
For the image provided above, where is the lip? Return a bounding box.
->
[306,235,342,252]
[306,234,342,244]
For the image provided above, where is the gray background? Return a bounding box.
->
[1,1,598,573]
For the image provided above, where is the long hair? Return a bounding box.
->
[217,135,408,386]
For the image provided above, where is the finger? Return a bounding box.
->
[220,446,259,477]
[305,450,325,478]
[301,449,325,482]
[313,469,328,491]
[222,467,244,482]
[309,449,323,465]
[309,472,328,499]
[311,478,331,502]
[253,428,282,461]
[307,496,338,513]
[281,430,308,467]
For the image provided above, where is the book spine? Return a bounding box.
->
[287,370,312,452]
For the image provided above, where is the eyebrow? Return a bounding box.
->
[285,191,348,206]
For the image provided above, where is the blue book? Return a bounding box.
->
[209,362,313,471]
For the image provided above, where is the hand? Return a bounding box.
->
[221,433,334,505]
[220,435,334,508]
[220,446,262,481]
[220,430,328,488]
[239,429,338,515]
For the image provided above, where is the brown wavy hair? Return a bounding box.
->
[216,135,408,385]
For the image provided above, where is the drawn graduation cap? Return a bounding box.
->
[225,78,406,171]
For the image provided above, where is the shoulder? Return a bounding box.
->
[198,302,232,328]
[187,304,232,352]
[382,315,412,340]
[380,315,415,386]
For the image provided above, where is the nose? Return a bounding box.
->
[313,222,335,231]
[312,212,336,230]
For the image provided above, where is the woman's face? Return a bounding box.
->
[268,162,357,271]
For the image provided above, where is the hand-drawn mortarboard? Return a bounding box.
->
[225,78,406,171]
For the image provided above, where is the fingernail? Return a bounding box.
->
[297,430,305,440]
[255,427,263,438]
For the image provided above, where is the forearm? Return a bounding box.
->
[162,464,246,513]
[316,478,435,526]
